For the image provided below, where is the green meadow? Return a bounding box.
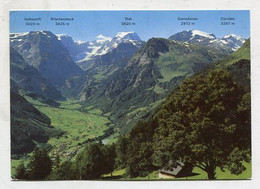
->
[11,96,115,176]
[103,161,251,180]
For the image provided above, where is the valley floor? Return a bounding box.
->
[11,96,117,177]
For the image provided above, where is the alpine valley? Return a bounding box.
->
[10,29,251,180]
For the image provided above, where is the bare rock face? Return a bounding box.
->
[10,47,64,100]
[10,31,83,87]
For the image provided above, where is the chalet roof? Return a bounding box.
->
[159,161,185,176]
[159,165,183,176]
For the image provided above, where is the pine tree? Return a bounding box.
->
[14,162,28,180]
[28,148,52,180]
[54,154,60,169]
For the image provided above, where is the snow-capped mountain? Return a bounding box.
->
[221,34,246,51]
[80,32,142,60]
[113,32,142,43]
[169,30,216,43]
[92,32,142,57]
[76,34,112,63]
[68,31,144,70]
[10,32,29,45]
[94,34,112,44]
[169,30,246,51]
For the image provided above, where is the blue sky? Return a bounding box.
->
[10,10,250,42]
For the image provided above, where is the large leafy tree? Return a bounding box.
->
[153,69,250,179]
[75,142,116,179]
[124,119,159,177]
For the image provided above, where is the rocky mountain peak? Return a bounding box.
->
[169,30,245,52]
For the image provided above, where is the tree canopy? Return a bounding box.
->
[117,69,251,179]
[14,148,52,180]
[152,69,250,179]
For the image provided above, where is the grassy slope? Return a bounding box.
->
[154,51,187,83]
[153,43,224,84]
[103,161,251,180]
[152,43,227,95]
[117,99,165,134]
[216,39,250,67]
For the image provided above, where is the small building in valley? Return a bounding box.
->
[158,162,193,179]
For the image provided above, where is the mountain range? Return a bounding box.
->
[10,29,247,154]
[10,31,83,87]
[169,30,245,51]
[58,30,246,133]
[82,37,237,133]
[58,31,145,71]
